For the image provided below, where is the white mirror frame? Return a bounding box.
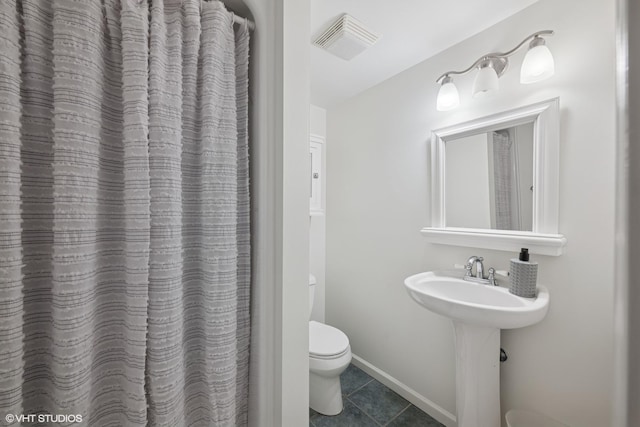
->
[423,98,567,256]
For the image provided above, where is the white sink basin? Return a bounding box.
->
[405,270,550,427]
[404,270,549,329]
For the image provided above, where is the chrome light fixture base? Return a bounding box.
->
[480,57,509,78]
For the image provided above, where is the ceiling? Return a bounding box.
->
[310,0,539,108]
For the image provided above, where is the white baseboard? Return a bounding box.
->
[351,354,457,427]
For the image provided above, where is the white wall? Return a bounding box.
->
[243,0,311,425]
[516,123,534,231]
[279,0,311,424]
[310,105,327,322]
[243,1,279,424]
[445,134,491,228]
[326,0,615,426]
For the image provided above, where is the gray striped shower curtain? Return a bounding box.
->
[491,130,516,231]
[0,0,251,425]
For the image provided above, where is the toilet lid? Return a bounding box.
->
[309,321,350,357]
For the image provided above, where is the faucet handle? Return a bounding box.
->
[464,263,473,277]
[487,267,497,286]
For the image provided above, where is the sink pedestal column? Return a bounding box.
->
[452,321,501,427]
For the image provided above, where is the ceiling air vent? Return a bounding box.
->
[313,14,380,60]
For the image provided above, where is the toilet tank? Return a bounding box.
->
[309,274,317,319]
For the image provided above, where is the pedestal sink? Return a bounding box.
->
[404,270,549,427]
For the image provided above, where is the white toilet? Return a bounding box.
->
[308,274,352,415]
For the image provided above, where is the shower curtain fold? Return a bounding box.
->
[0,0,251,425]
[145,1,250,425]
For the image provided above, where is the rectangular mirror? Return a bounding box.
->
[445,122,534,231]
[423,98,566,255]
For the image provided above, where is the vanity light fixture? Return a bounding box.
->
[436,30,554,111]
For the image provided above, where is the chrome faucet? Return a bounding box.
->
[464,256,497,286]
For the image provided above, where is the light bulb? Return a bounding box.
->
[472,62,499,98]
[436,76,460,111]
[520,38,555,84]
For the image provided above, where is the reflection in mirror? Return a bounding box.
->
[445,123,534,231]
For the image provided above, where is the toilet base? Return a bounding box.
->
[309,371,344,416]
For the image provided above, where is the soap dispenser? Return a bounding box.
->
[509,248,538,298]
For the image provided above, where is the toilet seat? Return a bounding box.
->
[309,321,349,358]
[310,347,350,360]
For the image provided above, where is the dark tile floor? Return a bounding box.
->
[309,364,445,427]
